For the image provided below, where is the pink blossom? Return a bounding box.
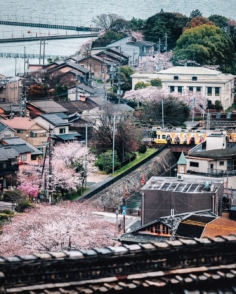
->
[137,52,173,73]
[0,202,118,256]
[18,182,39,197]
[131,31,143,42]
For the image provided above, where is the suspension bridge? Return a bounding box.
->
[0,52,67,59]
[0,20,99,32]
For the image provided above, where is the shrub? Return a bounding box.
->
[150,78,162,87]
[138,144,147,153]
[15,199,33,213]
[3,190,22,202]
[96,150,121,173]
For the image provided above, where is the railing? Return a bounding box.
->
[207,168,236,177]
[77,145,168,202]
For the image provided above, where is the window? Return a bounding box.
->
[21,154,27,161]
[192,76,197,81]
[215,87,220,96]
[170,86,175,93]
[3,163,6,169]
[30,132,37,138]
[162,135,166,139]
[188,86,193,92]
[17,130,23,134]
[190,161,199,167]
[207,87,212,96]
[31,155,37,161]
[178,86,183,93]
[196,86,201,92]
[38,147,43,153]
[59,128,66,134]
[219,161,224,166]
[173,76,179,80]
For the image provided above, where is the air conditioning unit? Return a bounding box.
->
[177,174,184,181]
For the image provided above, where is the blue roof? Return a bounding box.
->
[0,122,7,133]
[41,114,70,127]
[54,133,81,141]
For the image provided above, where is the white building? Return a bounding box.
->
[131,66,235,110]
[182,133,236,188]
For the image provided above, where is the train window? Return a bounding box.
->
[162,135,166,139]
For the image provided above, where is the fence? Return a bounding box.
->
[78,145,168,202]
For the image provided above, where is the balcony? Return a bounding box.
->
[207,168,236,177]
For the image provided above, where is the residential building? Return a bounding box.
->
[106,36,155,64]
[141,176,224,225]
[33,113,81,143]
[0,76,22,104]
[26,100,68,118]
[131,66,235,109]
[3,117,49,152]
[0,146,19,190]
[57,99,98,115]
[0,121,15,139]
[184,133,236,188]
[0,103,21,119]
[76,55,114,80]
[1,136,43,167]
[119,209,236,244]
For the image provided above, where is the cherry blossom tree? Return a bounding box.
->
[131,31,143,41]
[17,142,96,194]
[18,182,39,198]
[124,86,207,115]
[0,202,118,256]
[78,39,93,56]
[137,52,173,73]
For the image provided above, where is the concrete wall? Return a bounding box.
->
[89,149,177,208]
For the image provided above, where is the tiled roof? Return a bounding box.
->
[27,100,68,114]
[3,117,36,130]
[1,236,236,293]
[0,146,18,161]
[0,103,20,113]
[57,99,98,114]
[40,114,70,127]
[2,137,43,155]
[54,133,81,141]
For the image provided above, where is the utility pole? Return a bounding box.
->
[10,102,13,119]
[158,38,161,71]
[122,197,126,233]
[162,99,164,129]
[192,97,195,127]
[43,39,46,65]
[112,115,116,174]
[24,46,26,74]
[48,127,53,204]
[164,33,168,52]
[39,39,42,65]
[85,125,88,188]
[14,57,17,76]
[117,66,121,104]
[75,74,79,101]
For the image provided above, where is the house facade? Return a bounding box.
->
[0,77,22,104]
[131,66,235,110]
[3,117,49,152]
[185,133,236,188]
[0,121,15,139]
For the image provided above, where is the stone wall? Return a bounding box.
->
[89,149,177,207]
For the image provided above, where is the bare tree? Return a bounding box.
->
[90,104,140,162]
[92,14,121,31]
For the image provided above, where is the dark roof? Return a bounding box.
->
[53,133,81,141]
[127,40,155,47]
[0,146,18,161]
[0,122,7,133]
[40,114,70,127]
[1,236,236,293]
[27,100,68,114]
[77,83,96,94]
[2,137,43,155]
[78,55,114,66]
[189,148,236,159]
[66,61,90,74]
[55,112,68,119]
[0,103,20,113]
[57,99,98,115]
[176,214,216,238]
[107,47,130,58]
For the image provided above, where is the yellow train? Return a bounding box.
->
[148,129,236,145]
